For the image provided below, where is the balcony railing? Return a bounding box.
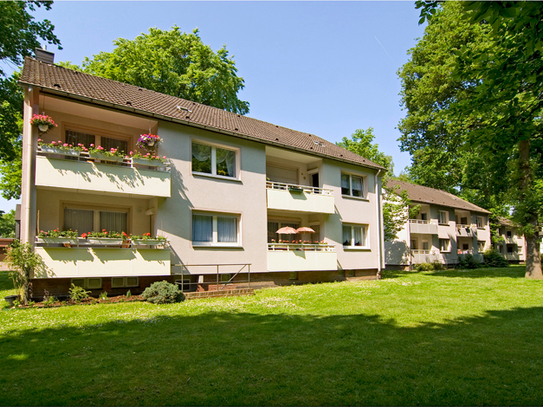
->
[267,243,337,272]
[35,152,171,198]
[457,224,477,237]
[409,219,438,235]
[266,181,335,214]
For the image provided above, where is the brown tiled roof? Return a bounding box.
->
[20,57,384,171]
[386,179,491,214]
[497,216,517,227]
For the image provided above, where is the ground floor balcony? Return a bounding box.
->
[35,153,170,198]
[267,243,337,271]
[411,249,441,264]
[34,245,171,278]
[266,181,334,214]
[505,253,521,261]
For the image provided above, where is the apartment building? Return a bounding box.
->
[495,217,526,263]
[385,180,491,268]
[19,54,385,297]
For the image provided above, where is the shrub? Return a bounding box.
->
[126,290,132,298]
[414,261,445,272]
[458,254,481,269]
[69,283,91,302]
[483,249,509,268]
[142,281,184,304]
[99,291,108,300]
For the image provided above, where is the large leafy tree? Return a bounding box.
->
[0,1,61,199]
[400,1,543,278]
[79,26,249,115]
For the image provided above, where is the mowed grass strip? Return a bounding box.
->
[1,265,543,406]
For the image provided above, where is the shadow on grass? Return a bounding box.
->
[383,265,526,280]
[1,304,543,406]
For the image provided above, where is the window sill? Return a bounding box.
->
[341,195,369,202]
[192,172,241,183]
[192,243,243,249]
[343,246,371,251]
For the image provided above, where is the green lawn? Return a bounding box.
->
[1,266,543,406]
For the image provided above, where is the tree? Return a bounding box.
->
[0,210,16,238]
[337,128,410,241]
[0,1,61,199]
[401,1,543,278]
[79,26,249,115]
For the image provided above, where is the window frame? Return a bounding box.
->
[61,203,131,234]
[341,172,366,199]
[192,211,241,248]
[439,238,451,252]
[342,223,369,250]
[191,139,240,180]
[476,216,486,229]
[438,210,449,225]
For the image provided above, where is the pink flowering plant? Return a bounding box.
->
[136,133,161,152]
[87,144,125,158]
[30,114,57,131]
[38,229,78,239]
[126,150,166,163]
[38,139,85,153]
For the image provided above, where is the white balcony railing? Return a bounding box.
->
[409,219,438,235]
[266,181,335,214]
[35,153,171,198]
[267,243,337,272]
[457,224,477,237]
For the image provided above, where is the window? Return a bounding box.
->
[439,239,450,252]
[342,224,368,248]
[192,141,237,178]
[268,221,300,243]
[66,130,129,154]
[476,216,485,229]
[63,207,128,234]
[411,239,418,250]
[111,277,139,288]
[193,213,239,246]
[439,211,449,225]
[71,278,102,290]
[422,241,429,250]
[420,213,428,221]
[341,173,364,198]
[506,230,512,238]
[477,241,485,252]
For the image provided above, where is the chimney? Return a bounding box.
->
[34,47,54,64]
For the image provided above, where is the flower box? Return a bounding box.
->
[288,186,304,193]
[89,152,124,162]
[87,238,124,246]
[38,237,78,245]
[131,239,166,246]
[132,158,164,167]
[40,146,80,157]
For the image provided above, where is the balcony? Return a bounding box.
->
[409,219,438,235]
[266,182,334,214]
[267,243,337,272]
[34,246,171,278]
[35,152,170,198]
[505,253,520,261]
[411,249,440,264]
[457,224,477,237]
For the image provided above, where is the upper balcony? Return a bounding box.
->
[409,219,438,235]
[457,224,477,237]
[35,149,170,198]
[266,181,335,214]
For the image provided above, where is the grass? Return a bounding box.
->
[1,265,543,405]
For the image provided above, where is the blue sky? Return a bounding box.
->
[1,1,426,213]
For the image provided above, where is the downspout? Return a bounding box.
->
[375,169,383,278]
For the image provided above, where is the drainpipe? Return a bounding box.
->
[375,169,383,278]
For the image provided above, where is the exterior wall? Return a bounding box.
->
[322,160,382,271]
[155,121,269,275]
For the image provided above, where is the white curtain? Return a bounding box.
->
[354,227,362,246]
[351,176,363,197]
[64,208,94,234]
[342,225,351,246]
[217,216,237,242]
[216,148,235,177]
[100,211,127,233]
[341,174,350,195]
[192,142,212,173]
[193,215,213,242]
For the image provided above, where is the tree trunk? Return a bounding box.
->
[518,139,543,279]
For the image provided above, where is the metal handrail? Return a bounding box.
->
[266,181,333,196]
[172,263,252,292]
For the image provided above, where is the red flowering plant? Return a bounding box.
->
[30,114,57,132]
[38,229,78,239]
[129,232,167,242]
[87,144,125,159]
[136,134,161,152]
[126,150,167,163]
[85,229,128,240]
[38,139,85,153]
